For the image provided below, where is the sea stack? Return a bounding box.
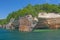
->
[19,15,35,32]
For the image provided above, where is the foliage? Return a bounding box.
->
[0,3,60,25]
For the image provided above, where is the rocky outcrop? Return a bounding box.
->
[19,17,32,32]
[0,25,2,28]
[6,23,15,30]
[35,18,60,29]
[35,18,49,29]
[12,19,19,29]
[46,18,60,29]
[2,13,60,31]
[4,13,60,31]
[19,15,37,32]
[1,15,37,32]
[35,13,60,29]
[5,18,15,30]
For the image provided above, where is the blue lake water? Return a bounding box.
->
[0,29,60,40]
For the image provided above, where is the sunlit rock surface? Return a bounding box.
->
[36,12,60,29]
[5,18,15,30]
[0,25,2,28]
[19,15,37,32]
[46,18,60,29]
[38,12,60,18]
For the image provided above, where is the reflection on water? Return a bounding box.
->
[0,29,60,40]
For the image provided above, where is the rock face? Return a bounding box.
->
[6,23,15,30]
[19,17,32,32]
[2,15,37,32]
[46,18,60,29]
[5,18,15,30]
[35,18,49,29]
[35,18,60,29]
[19,15,36,32]
[12,19,19,29]
[2,13,60,31]
[0,25,2,28]
[36,13,60,29]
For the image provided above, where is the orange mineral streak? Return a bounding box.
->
[19,25,30,32]
[46,18,60,29]
[19,17,32,32]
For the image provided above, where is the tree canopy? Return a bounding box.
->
[0,3,60,25]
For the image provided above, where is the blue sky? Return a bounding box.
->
[0,0,60,19]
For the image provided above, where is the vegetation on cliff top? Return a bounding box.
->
[0,3,60,25]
